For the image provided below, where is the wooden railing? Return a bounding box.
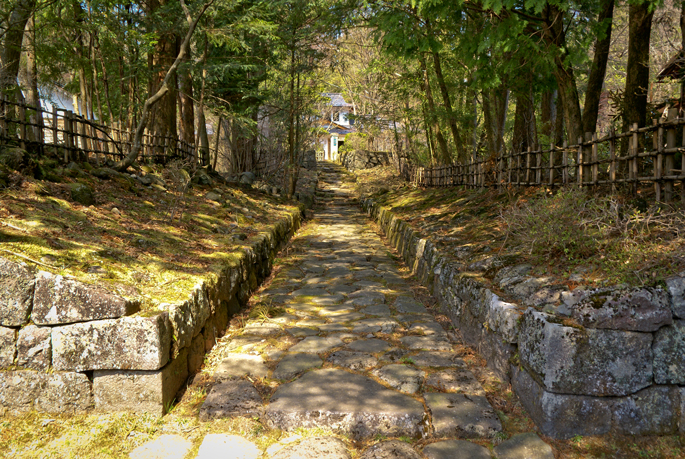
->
[0,96,213,167]
[413,109,685,203]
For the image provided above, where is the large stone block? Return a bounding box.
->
[33,271,139,325]
[35,372,93,413]
[612,386,679,435]
[569,287,671,332]
[484,290,522,343]
[519,309,652,396]
[0,327,16,368]
[52,313,171,371]
[512,366,612,439]
[0,370,92,413]
[654,320,685,384]
[666,274,685,319]
[0,258,35,326]
[17,325,51,370]
[93,347,188,416]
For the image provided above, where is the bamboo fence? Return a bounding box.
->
[0,96,214,167]
[412,108,685,204]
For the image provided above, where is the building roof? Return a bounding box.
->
[657,49,685,81]
[322,93,353,108]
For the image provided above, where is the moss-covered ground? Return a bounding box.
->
[354,166,685,289]
[0,164,302,309]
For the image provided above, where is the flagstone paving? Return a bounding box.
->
[130,162,549,458]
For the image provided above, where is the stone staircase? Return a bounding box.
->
[129,161,553,459]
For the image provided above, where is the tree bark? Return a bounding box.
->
[512,89,537,153]
[113,0,212,172]
[0,0,36,98]
[542,3,583,144]
[419,53,450,165]
[25,13,42,141]
[179,59,195,146]
[622,1,654,132]
[582,0,614,135]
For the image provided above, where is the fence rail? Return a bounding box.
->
[0,96,214,167]
[413,108,685,204]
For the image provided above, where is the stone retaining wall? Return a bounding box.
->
[362,197,685,439]
[0,211,303,416]
[339,150,391,171]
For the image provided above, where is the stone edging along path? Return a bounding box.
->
[0,189,314,416]
[362,195,685,440]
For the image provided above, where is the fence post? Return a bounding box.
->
[656,118,664,202]
[562,141,569,185]
[577,136,584,188]
[52,107,59,157]
[535,148,542,185]
[631,123,639,197]
[609,128,617,193]
[592,133,598,189]
[665,107,677,202]
[18,103,26,150]
[0,96,6,139]
[548,148,554,186]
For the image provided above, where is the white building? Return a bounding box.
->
[319,93,355,161]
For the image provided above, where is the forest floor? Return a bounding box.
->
[353,165,685,290]
[0,158,309,310]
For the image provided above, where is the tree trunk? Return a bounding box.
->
[582,0,614,135]
[0,0,36,98]
[540,90,557,147]
[430,44,466,162]
[25,14,42,141]
[542,3,583,144]
[179,55,195,146]
[286,47,297,197]
[419,54,450,165]
[196,35,209,167]
[622,1,654,132]
[113,0,211,172]
[512,89,537,153]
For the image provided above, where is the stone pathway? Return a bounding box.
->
[130,162,553,458]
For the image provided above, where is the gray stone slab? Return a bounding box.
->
[319,304,357,316]
[52,314,171,371]
[347,339,392,354]
[291,288,328,298]
[511,366,612,438]
[93,348,188,416]
[33,271,138,325]
[394,297,427,314]
[270,436,350,459]
[666,275,685,318]
[361,305,392,316]
[266,368,426,439]
[319,323,350,333]
[215,353,269,379]
[129,434,192,459]
[196,434,261,459]
[493,433,554,459]
[332,311,366,323]
[353,318,399,334]
[296,318,328,327]
[519,309,653,396]
[408,322,445,336]
[16,325,51,370]
[0,258,34,326]
[327,284,359,295]
[349,290,386,304]
[243,321,283,337]
[400,336,452,351]
[612,385,680,435]
[327,351,378,371]
[425,392,502,438]
[226,336,265,352]
[312,294,346,305]
[360,440,421,459]
[422,440,491,459]
[653,320,685,384]
[326,267,353,278]
[354,281,385,290]
[372,364,423,394]
[425,369,485,396]
[287,327,319,338]
[273,353,323,380]
[0,327,16,368]
[199,380,263,421]
[288,336,343,353]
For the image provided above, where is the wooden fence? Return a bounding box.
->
[0,96,214,167]
[413,108,685,204]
